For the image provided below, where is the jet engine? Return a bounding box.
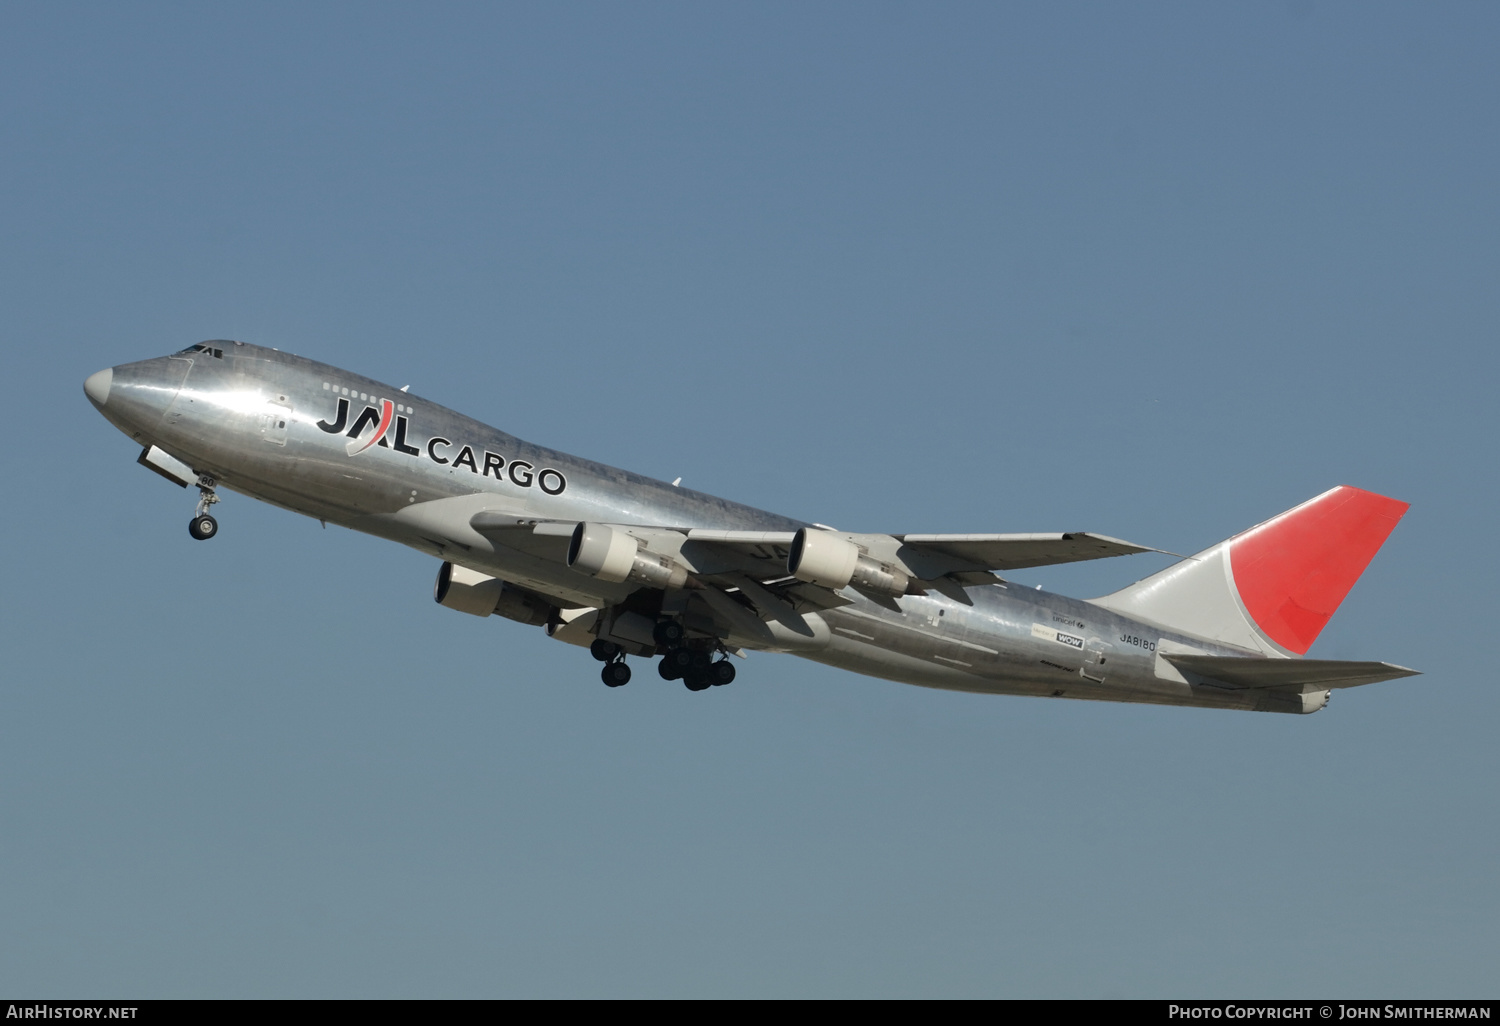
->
[567,523,688,589]
[434,562,555,625]
[788,528,912,597]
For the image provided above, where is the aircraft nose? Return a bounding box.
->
[84,367,113,407]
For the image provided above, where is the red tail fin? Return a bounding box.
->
[1228,486,1409,654]
[1092,486,1409,656]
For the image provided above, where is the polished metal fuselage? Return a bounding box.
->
[90,342,1284,713]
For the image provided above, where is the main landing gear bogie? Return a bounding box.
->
[680,659,734,691]
[590,638,632,687]
[593,618,738,692]
[652,620,685,648]
[649,620,737,692]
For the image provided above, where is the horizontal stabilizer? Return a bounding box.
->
[1164,654,1420,693]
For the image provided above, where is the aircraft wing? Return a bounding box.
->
[468,518,1156,583]
[1163,655,1421,693]
[680,529,1157,580]
[466,515,829,639]
[467,513,1158,640]
[893,532,1159,575]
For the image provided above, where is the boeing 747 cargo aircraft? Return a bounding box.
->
[83,341,1418,713]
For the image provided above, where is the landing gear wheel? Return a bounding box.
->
[601,662,632,687]
[683,671,712,692]
[658,659,681,681]
[190,475,221,539]
[666,649,694,674]
[653,620,686,647]
[710,660,736,686]
[689,650,713,673]
[590,639,621,662]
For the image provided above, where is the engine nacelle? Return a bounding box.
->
[788,528,912,597]
[788,529,858,589]
[434,562,555,625]
[568,523,688,589]
[569,523,638,582]
[435,562,503,616]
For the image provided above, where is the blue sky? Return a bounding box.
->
[1,2,1495,997]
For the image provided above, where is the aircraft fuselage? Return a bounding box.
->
[85,341,1406,714]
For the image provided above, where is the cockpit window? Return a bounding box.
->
[179,343,225,358]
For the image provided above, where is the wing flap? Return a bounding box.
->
[717,574,819,636]
[679,538,791,577]
[685,529,797,546]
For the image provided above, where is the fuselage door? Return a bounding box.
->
[1080,638,1112,682]
[927,604,980,670]
[260,399,292,446]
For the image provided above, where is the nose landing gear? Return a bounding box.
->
[188,476,221,540]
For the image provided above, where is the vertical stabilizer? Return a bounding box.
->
[1090,486,1409,656]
